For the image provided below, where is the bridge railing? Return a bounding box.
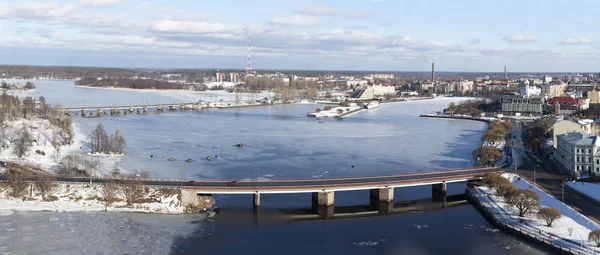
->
[3,166,502,185]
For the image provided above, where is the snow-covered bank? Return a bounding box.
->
[0,182,214,214]
[0,118,125,177]
[566,182,600,203]
[308,105,362,118]
[473,173,600,253]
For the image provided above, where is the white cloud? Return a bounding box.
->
[149,20,244,34]
[470,38,481,45]
[297,5,341,16]
[79,0,121,8]
[558,38,593,45]
[269,15,322,26]
[502,33,537,43]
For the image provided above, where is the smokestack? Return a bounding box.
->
[431,62,435,83]
[504,65,507,80]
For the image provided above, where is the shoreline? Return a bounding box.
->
[0,181,215,215]
[75,85,273,95]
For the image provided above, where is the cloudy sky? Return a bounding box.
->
[0,0,599,72]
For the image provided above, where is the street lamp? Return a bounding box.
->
[533,164,540,184]
[562,177,570,203]
[256,166,260,191]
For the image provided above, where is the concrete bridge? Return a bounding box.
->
[181,167,502,217]
[61,100,266,117]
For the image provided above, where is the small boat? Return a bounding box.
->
[365,101,380,109]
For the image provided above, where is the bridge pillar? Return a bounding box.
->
[253,193,260,208]
[370,187,394,202]
[143,106,147,113]
[312,191,334,206]
[432,182,447,202]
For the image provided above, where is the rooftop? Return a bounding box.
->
[557,132,599,147]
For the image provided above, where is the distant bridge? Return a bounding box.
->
[61,100,266,117]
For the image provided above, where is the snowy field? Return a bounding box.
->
[0,182,203,214]
[0,118,123,176]
[475,173,600,253]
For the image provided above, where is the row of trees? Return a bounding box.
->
[89,123,126,155]
[447,100,485,117]
[482,173,600,248]
[525,118,555,153]
[76,77,197,90]
[4,165,146,207]
[484,173,563,227]
[473,120,512,166]
[0,81,35,90]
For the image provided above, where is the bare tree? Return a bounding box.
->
[6,169,28,197]
[589,230,600,247]
[14,125,32,158]
[119,179,144,205]
[506,189,540,217]
[34,175,55,200]
[101,180,118,210]
[537,207,561,227]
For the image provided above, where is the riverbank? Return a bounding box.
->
[420,113,497,123]
[0,181,214,215]
[467,173,600,255]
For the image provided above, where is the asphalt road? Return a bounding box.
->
[510,119,600,223]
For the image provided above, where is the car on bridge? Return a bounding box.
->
[227,181,239,186]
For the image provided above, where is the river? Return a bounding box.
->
[0,79,551,254]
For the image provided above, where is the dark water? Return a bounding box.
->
[170,184,551,255]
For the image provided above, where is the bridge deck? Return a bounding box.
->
[183,167,501,194]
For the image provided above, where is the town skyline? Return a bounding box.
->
[1,0,600,72]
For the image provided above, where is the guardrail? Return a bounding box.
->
[467,186,598,255]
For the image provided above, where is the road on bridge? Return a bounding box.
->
[0,167,500,192]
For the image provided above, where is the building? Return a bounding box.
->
[486,81,509,91]
[229,73,239,83]
[412,82,434,92]
[520,85,541,97]
[555,132,600,177]
[369,74,395,79]
[553,119,594,149]
[546,97,589,115]
[347,80,368,88]
[445,81,474,93]
[588,88,600,104]
[543,75,553,84]
[501,96,544,115]
[541,82,568,98]
[350,83,396,100]
[215,72,225,82]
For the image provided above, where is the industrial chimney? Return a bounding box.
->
[504,65,507,80]
[431,62,435,83]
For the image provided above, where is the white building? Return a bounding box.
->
[519,85,541,97]
[555,132,600,177]
[448,81,474,93]
[543,75,553,84]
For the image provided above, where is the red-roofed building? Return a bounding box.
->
[546,96,587,115]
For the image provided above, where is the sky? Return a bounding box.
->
[0,0,599,72]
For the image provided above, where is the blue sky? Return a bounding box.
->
[0,0,599,72]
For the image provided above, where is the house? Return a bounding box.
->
[553,119,593,149]
[555,132,600,177]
